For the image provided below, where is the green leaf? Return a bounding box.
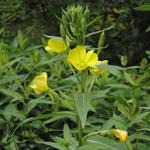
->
[129,133,150,142]
[135,5,150,11]
[112,114,128,129]
[0,88,24,101]
[106,83,129,89]
[63,123,71,142]
[87,16,98,27]
[124,71,137,86]
[97,64,123,76]
[3,104,26,121]
[78,136,128,150]
[39,55,65,66]
[62,124,79,149]
[74,92,91,129]
[11,114,52,136]
[26,97,53,114]
[135,143,149,150]
[101,115,127,130]
[35,140,67,150]
[98,31,105,54]
[43,34,63,39]
[115,95,128,107]
[0,74,27,85]
[17,30,27,48]
[44,111,76,124]
[4,137,19,150]
[1,57,22,70]
[101,118,114,130]
[129,112,150,127]
[137,128,150,132]
[91,88,110,99]
[0,117,6,124]
[77,144,103,150]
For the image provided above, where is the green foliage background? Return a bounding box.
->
[1,0,150,64]
[0,0,150,149]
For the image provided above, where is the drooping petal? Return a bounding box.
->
[86,50,98,67]
[113,129,128,143]
[91,60,108,75]
[47,39,67,53]
[30,72,48,94]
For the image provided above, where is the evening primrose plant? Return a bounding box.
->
[11,5,134,150]
[28,5,132,149]
[1,26,149,150]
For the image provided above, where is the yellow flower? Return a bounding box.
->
[30,72,48,94]
[67,45,98,71]
[113,129,128,143]
[45,39,67,53]
[91,60,108,75]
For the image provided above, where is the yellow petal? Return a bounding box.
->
[85,50,98,67]
[113,129,128,143]
[47,39,67,53]
[91,60,108,75]
[31,72,48,94]
[68,45,86,61]
[45,46,51,51]
[68,45,87,70]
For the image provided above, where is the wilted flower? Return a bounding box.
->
[30,72,48,94]
[45,39,67,53]
[67,45,98,71]
[113,129,128,143]
[91,60,108,75]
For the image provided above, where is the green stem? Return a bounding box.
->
[48,88,62,101]
[82,130,111,142]
[80,70,88,92]
[69,63,80,81]
[86,25,114,38]
[88,75,96,92]
[77,116,83,145]
[77,70,88,145]
[47,88,62,113]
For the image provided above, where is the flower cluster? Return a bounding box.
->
[30,39,109,94]
[45,39,108,74]
[67,45,98,71]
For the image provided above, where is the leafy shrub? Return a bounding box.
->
[0,5,150,149]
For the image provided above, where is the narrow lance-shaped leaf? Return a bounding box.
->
[63,123,71,142]
[135,5,150,11]
[129,112,150,127]
[97,31,105,54]
[74,92,91,129]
